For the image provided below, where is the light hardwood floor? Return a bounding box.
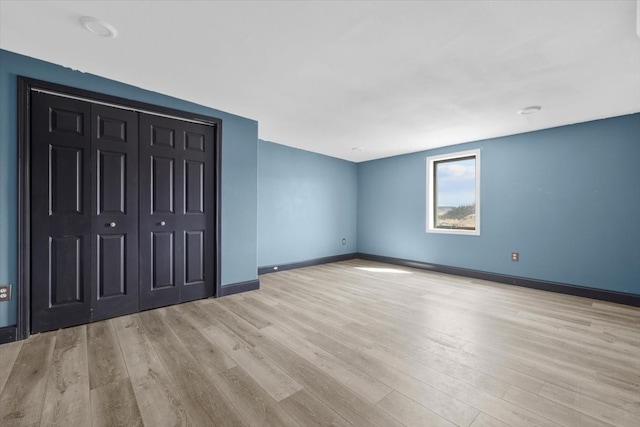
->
[1,259,639,426]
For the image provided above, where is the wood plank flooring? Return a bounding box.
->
[1,259,638,426]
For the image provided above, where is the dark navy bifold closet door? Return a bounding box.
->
[138,114,214,310]
[90,104,140,322]
[30,92,139,333]
[29,89,215,334]
[30,92,93,333]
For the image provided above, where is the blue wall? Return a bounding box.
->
[257,140,357,267]
[0,49,259,328]
[358,114,640,295]
[2,50,638,330]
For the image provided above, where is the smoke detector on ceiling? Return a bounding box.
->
[80,16,118,38]
[517,106,542,115]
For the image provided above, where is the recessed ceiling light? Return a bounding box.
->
[351,147,364,151]
[517,106,542,115]
[80,16,118,38]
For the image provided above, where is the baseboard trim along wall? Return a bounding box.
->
[0,326,17,344]
[219,279,261,297]
[258,253,358,275]
[357,253,640,307]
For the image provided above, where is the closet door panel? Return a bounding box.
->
[90,104,139,321]
[139,114,214,310]
[31,92,92,333]
[179,121,214,303]
[139,115,182,309]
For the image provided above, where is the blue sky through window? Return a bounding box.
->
[435,157,476,207]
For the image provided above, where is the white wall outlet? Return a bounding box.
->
[0,285,11,301]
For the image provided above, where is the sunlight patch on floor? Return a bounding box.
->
[354,267,411,274]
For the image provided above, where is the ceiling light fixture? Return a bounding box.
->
[80,16,118,38]
[517,106,542,115]
[351,147,364,151]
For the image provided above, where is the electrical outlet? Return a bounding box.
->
[511,252,519,262]
[0,285,11,301]
[342,238,347,245]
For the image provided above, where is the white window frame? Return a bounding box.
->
[426,149,481,235]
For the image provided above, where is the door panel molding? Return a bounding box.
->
[17,77,222,340]
[139,113,214,310]
[90,103,139,323]
[30,92,93,334]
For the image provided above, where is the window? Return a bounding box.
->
[426,149,480,235]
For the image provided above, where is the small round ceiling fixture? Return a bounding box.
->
[80,16,118,38]
[351,147,364,152]
[518,106,542,115]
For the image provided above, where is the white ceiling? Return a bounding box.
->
[1,1,639,162]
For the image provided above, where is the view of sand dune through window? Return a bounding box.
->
[427,149,480,235]
[434,157,476,230]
